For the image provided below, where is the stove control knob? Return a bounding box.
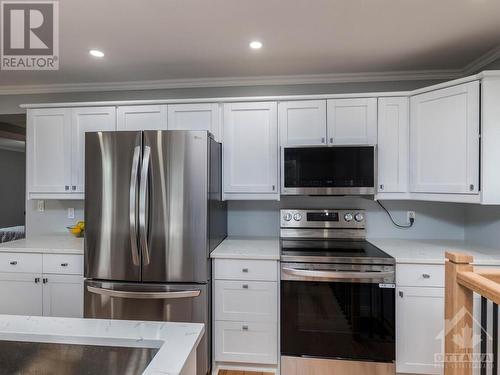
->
[355,212,364,222]
[283,213,292,222]
[293,213,302,221]
[344,213,353,222]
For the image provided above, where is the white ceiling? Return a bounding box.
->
[0,0,500,88]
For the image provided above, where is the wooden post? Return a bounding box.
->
[445,252,474,375]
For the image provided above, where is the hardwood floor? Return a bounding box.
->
[217,371,274,375]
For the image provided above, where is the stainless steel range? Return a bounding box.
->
[280,209,396,375]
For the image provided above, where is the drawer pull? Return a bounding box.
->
[35,278,40,284]
[61,263,69,267]
[9,261,18,266]
[43,278,48,284]
[242,284,248,289]
[422,273,430,279]
[242,325,249,331]
[242,268,249,273]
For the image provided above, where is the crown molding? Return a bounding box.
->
[1,45,500,96]
[0,69,462,96]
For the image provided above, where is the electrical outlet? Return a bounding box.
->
[67,207,75,219]
[37,200,45,212]
[407,211,416,224]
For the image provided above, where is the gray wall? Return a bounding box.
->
[0,149,25,227]
[26,200,84,237]
[228,198,466,240]
[464,205,500,249]
[0,79,444,114]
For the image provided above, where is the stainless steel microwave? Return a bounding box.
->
[281,145,376,195]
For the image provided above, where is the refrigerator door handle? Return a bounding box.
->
[129,146,141,266]
[87,286,201,299]
[139,145,151,266]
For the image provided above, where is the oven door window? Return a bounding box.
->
[281,280,395,362]
[284,146,374,188]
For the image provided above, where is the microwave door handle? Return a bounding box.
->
[129,146,141,266]
[139,146,151,266]
[87,286,200,299]
[282,267,394,281]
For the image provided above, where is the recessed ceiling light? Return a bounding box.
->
[249,41,263,49]
[89,49,104,58]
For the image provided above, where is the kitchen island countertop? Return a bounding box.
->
[0,315,203,375]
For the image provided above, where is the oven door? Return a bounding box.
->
[280,262,395,362]
[281,146,375,195]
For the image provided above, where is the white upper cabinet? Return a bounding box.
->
[327,98,377,145]
[117,105,167,130]
[410,81,480,194]
[71,107,116,192]
[223,102,278,198]
[167,103,220,141]
[377,97,409,193]
[279,100,327,145]
[27,108,72,195]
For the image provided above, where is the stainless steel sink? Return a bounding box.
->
[0,340,158,375]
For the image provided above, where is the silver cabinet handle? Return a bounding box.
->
[470,184,475,191]
[329,137,334,143]
[72,185,76,191]
[87,286,201,300]
[399,291,404,298]
[65,185,69,191]
[422,273,430,279]
[379,184,384,190]
[60,263,69,267]
[43,278,48,284]
[242,268,249,273]
[242,325,249,331]
[282,267,394,281]
[129,145,141,266]
[321,137,325,144]
[9,261,17,265]
[34,278,40,284]
[139,146,151,266]
[242,284,249,289]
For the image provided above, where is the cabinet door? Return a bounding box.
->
[71,107,116,192]
[42,274,83,318]
[116,105,167,130]
[167,103,220,140]
[410,81,480,194]
[27,108,72,194]
[0,273,43,316]
[396,287,444,375]
[327,98,377,145]
[377,97,409,193]
[223,102,278,195]
[279,100,326,145]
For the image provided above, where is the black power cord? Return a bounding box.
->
[377,200,415,229]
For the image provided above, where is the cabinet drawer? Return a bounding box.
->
[43,254,83,275]
[0,253,42,273]
[214,259,277,281]
[214,321,277,364]
[396,264,444,287]
[214,280,277,322]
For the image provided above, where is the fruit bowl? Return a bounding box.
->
[67,221,85,238]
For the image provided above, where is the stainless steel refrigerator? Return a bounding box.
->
[83,130,227,375]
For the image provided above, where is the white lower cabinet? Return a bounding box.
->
[42,274,83,318]
[213,258,278,369]
[396,286,444,375]
[215,321,278,364]
[0,252,83,318]
[0,272,43,316]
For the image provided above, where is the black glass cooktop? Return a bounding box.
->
[280,239,394,264]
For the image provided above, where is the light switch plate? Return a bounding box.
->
[67,207,75,219]
[37,200,44,212]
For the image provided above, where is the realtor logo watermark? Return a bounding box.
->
[1,0,59,70]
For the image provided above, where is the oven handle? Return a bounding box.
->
[282,267,394,281]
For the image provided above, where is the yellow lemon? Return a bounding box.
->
[70,226,82,236]
[77,221,85,230]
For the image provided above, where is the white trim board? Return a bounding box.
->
[3,43,500,97]
[19,71,500,109]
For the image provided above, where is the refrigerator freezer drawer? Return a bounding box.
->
[84,280,209,375]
